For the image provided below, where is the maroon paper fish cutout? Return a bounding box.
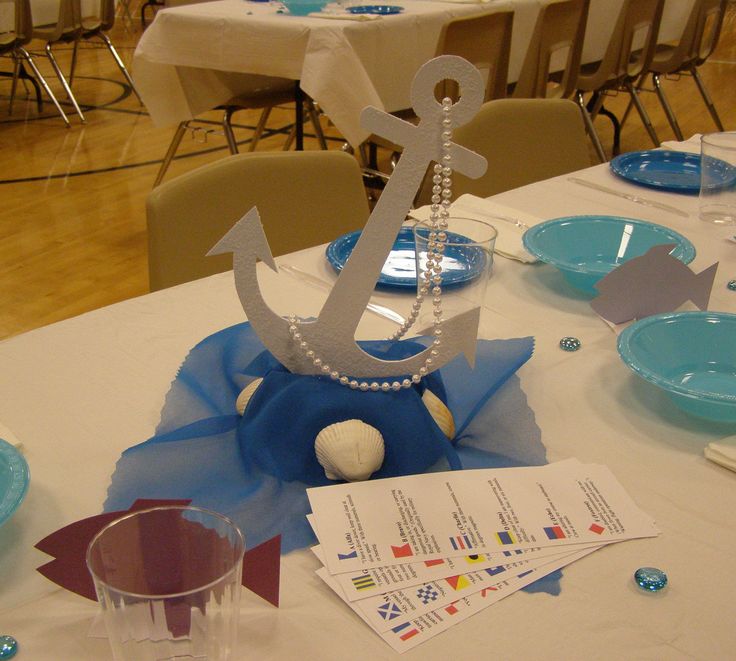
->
[36,499,281,607]
[591,244,718,324]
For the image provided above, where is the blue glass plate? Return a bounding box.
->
[347,4,403,13]
[610,150,705,193]
[0,439,29,527]
[522,215,695,295]
[326,226,486,289]
[618,312,736,422]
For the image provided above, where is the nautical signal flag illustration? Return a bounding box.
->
[589,523,605,534]
[424,558,445,567]
[445,575,470,591]
[449,534,473,551]
[337,550,358,560]
[465,554,487,564]
[485,565,506,577]
[544,526,566,540]
[392,622,419,642]
[351,574,376,591]
[378,602,403,621]
[391,543,413,558]
[495,530,516,545]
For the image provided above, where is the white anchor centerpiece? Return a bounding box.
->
[209,56,488,381]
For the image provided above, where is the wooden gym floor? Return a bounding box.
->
[1,2,735,340]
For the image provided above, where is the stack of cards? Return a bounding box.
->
[306,459,659,652]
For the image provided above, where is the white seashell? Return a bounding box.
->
[422,388,455,439]
[236,378,264,415]
[315,420,385,482]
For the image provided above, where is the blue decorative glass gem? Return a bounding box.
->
[634,567,668,592]
[0,636,18,659]
[559,337,581,352]
[727,279,736,291]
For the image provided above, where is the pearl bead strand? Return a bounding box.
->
[289,97,455,391]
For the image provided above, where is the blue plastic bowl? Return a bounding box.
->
[282,0,326,14]
[0,439,30,526]
[522,215,696,295]
[618,312,736,422]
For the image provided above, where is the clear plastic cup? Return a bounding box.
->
[86,506,245,661]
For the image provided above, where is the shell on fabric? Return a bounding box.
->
[236,378,264,416]
[314,420,385,482]
[422,388,455,439]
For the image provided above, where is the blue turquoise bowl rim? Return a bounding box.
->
[347,4,404,13]
[521,215,696,276]
[0,438,30,526]
[617,311,736,405]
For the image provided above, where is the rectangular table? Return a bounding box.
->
[132,0,693,148]
[1,145,735,658]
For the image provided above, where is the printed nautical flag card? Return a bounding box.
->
[307,461,658,575]
[316,546,597,653]
[310,542,603,601]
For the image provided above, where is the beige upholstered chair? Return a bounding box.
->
[1,0,70,124]
[512,0,590,101]
[32,0,86,122]
[629,0,727,140]
[146,150,370,290]
[574,0,665,161]
[417,98,593,203]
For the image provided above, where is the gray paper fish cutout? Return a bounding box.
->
[591,244,718,324]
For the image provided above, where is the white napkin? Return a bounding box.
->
[308,11,381,19]
[0,421,22,450]
[660,134,702,154]
[705,436,736,472]
[410,194,539,263]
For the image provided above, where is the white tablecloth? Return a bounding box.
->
[1,154,735,659]
[131,0,691,147]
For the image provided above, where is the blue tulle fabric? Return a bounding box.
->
[105,323,560,594]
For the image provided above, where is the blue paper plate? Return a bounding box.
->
[522,215,695,295]
[618,312,736,422]
[610,150,706,193]
[0,439,29,527]
[326,226,487,289]
[347,4,403,13]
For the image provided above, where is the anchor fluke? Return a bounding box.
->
[208,206,277,272]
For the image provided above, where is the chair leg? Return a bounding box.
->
[45,43,86,123]
[17,47,71,127]
[9,56,21,115]
[306,99,327,150]
[249,106,272,152]
[690,66,724,132]
[222,108,240,154]
[576,92,606,163]
[624,80,659,147]
[69,39,79,87]
[153,121,188,187]
[651,73,683,141]
[98,32,143,104]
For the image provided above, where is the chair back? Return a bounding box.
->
[692,0,727,65]
[435,10,514,102]
[417,98,593,202]
[40,0,82,41]
[147,151,371,291]
[0,0,27,48]
[513,0,590,99]
[577,0,664,92]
